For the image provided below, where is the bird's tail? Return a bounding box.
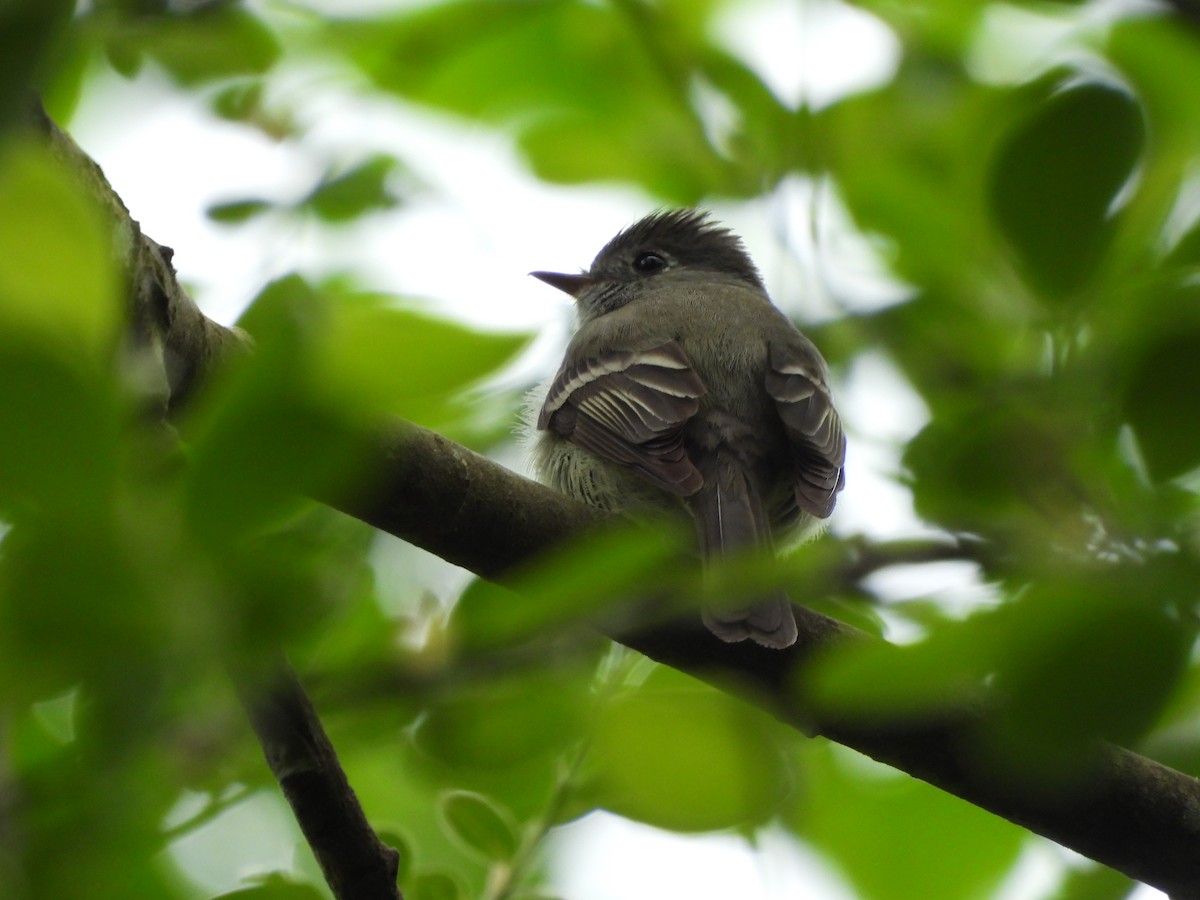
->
[694,450,798,649]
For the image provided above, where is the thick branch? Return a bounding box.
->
[335,421,1200,899]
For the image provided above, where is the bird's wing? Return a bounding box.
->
[765,341,846,518]
[539,340,706,496]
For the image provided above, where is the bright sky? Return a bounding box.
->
[67,0,1166,897]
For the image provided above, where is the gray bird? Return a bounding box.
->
[528,210,845,648]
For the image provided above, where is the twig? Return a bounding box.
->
[238,658,402,900]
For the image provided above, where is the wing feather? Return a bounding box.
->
[540,341,706,496]
[765,341,846,518]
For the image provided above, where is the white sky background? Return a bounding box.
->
[68,0,1166,897]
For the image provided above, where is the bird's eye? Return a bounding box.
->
[633,252,667,273]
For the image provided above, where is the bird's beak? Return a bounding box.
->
[530,271,592,298]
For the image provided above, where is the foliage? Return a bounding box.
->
[3,1,1200,899]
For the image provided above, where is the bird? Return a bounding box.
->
[527,210,845,648]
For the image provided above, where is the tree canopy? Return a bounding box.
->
[3,1,1200,899]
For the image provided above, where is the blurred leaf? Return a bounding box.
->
[0,139,121,354]
[806,556,1190,782]
[215,875,324,899]
[867,286,1042,411]
[309,283,531,424]
[211,79,264,121]
[984,571,1190,772]
[103,5,280,85]
[438,790,520,862]
[0,340,120,520]
[904,391,1079,540]
[1109,17,1200,155]
[408,871,463,900]
[809,562,1191,777]
[208,78,295,138]
[1121,307,1200,482]
[414,665,588,773]
[182,276,534,656]
[207,197,273,224]
[302,154,401,223]
[1049,863,1136,900]
[807,594,887,639]
[453,519,688,649]
[854,0,984,55]
[583,680,789,832]
[182,278,377,546]
[327,0,739,202]
[805,616,990,724]
[819,58,1007,292]
[792,742,1025,900]
[0,522,159,708]
[0,0,72,130]
[1164,215,1200,270]
[376,828,414,885]
[988,79,1144,301]
[9,683,187,900]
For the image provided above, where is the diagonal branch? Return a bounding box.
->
[335,420,1200,899]
[238,659,402,900]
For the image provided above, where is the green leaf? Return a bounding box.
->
[0,340,120,520]
[1164,216,1200,270]
[212,80,264,120]
[792,743,1025,900]
[215,875,325,899]
[810,560,1192,780]
[584,681,789,832]
[903,392,1075,540]
[0,0,72,131]
[1049,863,1136,900]
[819,61,1007,292]
[984,572,1190,773]
[413,665,589,771]
[1,523,130,698]
[408,871,463,900]
[182,278,368,546]
[1109,17,1200,154]
[805,618,991,725]
[452,519,688,650]
[375,829,413,885]
[0,139,121,355]
[207,198,273,224]
[988,79,1144,301]
[105,5,280,86]
[1121,303,1200,481]
[438,790,520,862]
[302,155,401,223]
[326,1,737,202]
[309,286,530,424]
[184,277,530,561]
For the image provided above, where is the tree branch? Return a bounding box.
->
[332,420,1200,898]
[238,659,402,900]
